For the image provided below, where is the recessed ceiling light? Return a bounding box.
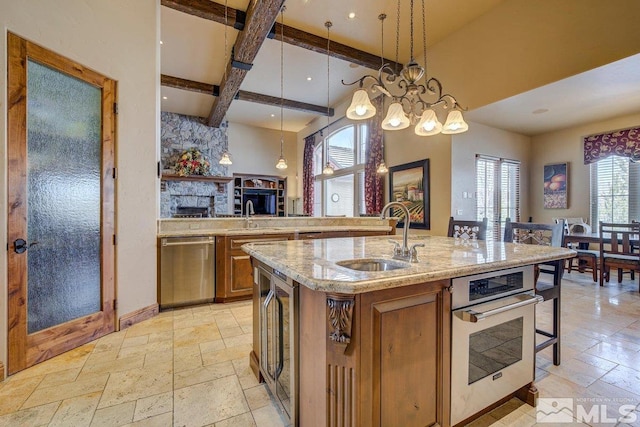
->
[271,114,275,117]
[348,12,356,19]
[307,77,312,81]
[160,40,163,45]
[532,108,549,114]
[162,96,167,100]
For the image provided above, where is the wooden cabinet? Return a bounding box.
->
[233,173,287,217]
[297,280,451,427]
[215,234,293,302]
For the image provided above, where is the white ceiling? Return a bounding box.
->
[465,53,640,136]
[160,0,506,132]
[160,0,640,136]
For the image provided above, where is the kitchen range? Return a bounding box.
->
[243,235,574,427]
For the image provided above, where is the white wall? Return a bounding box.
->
[228,122,298,212]
[0,0,159,375]
[425,0,640,111]
[451,122,531,222]
[530,113,640,224]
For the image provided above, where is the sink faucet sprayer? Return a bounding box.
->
[380,201,424,262]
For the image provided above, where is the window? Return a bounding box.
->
[590,155,640,225]
[314,119,369,216]
[476,155,521,240]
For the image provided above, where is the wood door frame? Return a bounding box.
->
[7,32,116,374]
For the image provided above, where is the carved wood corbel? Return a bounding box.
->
[327,294,355,351]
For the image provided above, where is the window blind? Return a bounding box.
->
[476,155,521,240]
[590,155,640,224]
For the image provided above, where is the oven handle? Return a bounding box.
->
[461,293,544,323]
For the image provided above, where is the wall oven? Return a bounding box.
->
[450,265,541,426]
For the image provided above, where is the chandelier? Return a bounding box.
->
[343,0,468,136]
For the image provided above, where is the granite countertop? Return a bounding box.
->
[157,217,396,238]
[242,235,576,294]
[158,225,393,238]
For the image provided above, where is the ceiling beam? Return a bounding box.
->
[161,0,402,71]
[206,0,284,127]
[161,74,334,116]
[160,0,237,25]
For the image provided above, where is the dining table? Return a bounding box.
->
[563,231,640,248]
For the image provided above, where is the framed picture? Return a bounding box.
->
[543,162,568,209]
[388,159,430,229]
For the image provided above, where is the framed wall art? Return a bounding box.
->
[388,159,430,229]
[543,162,568,209]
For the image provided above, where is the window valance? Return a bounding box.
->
[583,127,640,164]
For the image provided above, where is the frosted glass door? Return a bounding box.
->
[26,59,102,333]
[7,32,115,374]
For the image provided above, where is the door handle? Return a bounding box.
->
[14,239,27,254]
[459,292,543,322]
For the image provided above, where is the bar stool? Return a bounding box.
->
[504,218,564,365]
[447,217,488,240]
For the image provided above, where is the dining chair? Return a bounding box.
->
[504,218,564,365]
[447,217,488,240]
[599,222,640,291]
[556,218,599,283]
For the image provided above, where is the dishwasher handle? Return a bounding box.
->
[460,292,543,323]
[162,237,214,247]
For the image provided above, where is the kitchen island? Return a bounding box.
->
[243,235,575,427]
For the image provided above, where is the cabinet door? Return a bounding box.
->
[359,281,450,427]
[230,251,254,295]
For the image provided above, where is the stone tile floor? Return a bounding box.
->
[0,271,639,426]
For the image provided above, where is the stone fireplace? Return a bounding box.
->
[160,112,230,217]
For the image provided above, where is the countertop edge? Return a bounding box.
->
[242,240,576,294]
[158,225,393,238]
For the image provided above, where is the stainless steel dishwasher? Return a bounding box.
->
[159,236,215,308]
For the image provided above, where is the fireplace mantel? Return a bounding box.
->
[161,174,233,184]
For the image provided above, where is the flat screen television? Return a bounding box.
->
[243,190,277,215]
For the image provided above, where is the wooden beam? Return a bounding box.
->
[161,0,237,25]
[161,0,402,72]
[161,74,333,116]
[207,0,285,127]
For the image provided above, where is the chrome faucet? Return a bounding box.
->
[245,199,255,227]
[380,201,424,262]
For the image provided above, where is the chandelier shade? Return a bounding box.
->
[346,89,376,120]
[414,109,442,136]
[342,0,467,137]
[442,110,469,134]
[381,102,410,130]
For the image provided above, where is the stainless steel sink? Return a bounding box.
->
[336,258,410,272]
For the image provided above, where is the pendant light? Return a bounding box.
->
[275,6,288,170]
[376,134,389,174]
[219,0,233,165]
[322,21,334,176]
